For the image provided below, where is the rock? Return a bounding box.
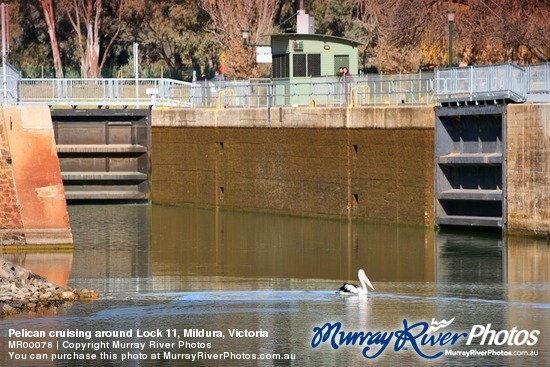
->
[62,291,75,300]
[2,303,16,315]
[39,291,52,301]
[0,259,100,317]
[75,289,100,300]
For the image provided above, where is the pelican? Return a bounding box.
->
[339,269,374,295]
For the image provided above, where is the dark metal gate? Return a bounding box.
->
[51,109,151,201]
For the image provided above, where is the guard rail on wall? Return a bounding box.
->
[17,78,195,108]
[1,63,19,105]
[434,63,527,103]
[15,74,435,108]
[526,62,550,97]
[192,77,434,108]
[10,63,550,108]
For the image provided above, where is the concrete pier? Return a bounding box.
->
[0,106,72,246]
[507,104,550,236]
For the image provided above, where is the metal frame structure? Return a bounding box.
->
[434,63,527,103]
[3,62,549,108]
[525,62,550,101]
[15,74,436,109]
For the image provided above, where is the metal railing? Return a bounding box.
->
[6,63,550,108]
[14,73,436,109]
[434,63,527,103]
[1,63,19,105]
[526,62,550,94]
[188,77,436,108]
[18,78,195,107]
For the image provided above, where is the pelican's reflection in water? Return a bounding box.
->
[341,292,371,327]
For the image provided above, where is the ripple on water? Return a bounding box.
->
[85,289,550,321]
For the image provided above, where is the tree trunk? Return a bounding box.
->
[39,0,64,78]
[65,0,123,78]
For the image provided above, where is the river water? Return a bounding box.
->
[0,203,548,366]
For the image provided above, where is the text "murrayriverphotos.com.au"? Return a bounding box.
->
[310,318,540,360]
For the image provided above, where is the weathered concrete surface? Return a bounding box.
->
[0,106,72,245]
[153,106,435,129]
[507,103,550,236]
[152,107,435,226]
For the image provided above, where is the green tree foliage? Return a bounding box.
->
[123,0,214,80]
[5,0,550,78]
[9,1,57,77]
[310,0,379,71]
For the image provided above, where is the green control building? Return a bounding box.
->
[269,33,361,105]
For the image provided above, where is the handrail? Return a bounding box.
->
[434,63,529,103]
[14,75,437,108]
[350,85,370,106]
[7,62,548,108]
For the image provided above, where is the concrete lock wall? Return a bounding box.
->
[151,104,550,234]
[151,107,435,226]
[507,104,550,236]
[1,103,547,237]
[0,106,72,246]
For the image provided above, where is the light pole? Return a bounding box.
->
[241,30,249,46]
[241,30,271,47]
[447,10,455,67]
[1,3,9,106]
[133,42,139,108]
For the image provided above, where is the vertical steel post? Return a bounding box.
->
[447,11,455,67]
[1,3,8,105]
[134,42,139,108]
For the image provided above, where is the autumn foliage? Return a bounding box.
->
[7,0,550,79]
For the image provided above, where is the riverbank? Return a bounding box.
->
[0,259,99,317]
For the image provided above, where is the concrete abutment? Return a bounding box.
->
[0,106,72,246]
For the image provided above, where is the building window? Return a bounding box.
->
[272,54,289,78]
[293,54,307,77]
[308,54,321,77]
[293,54,321,77]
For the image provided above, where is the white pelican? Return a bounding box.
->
[339,269,374,295]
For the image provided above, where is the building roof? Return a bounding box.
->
[271,33,363,47]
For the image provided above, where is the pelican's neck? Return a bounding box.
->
[358,271,368,292]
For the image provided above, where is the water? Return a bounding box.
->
[1,204,548,366]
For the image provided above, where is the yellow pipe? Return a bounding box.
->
[217,89,235,109]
